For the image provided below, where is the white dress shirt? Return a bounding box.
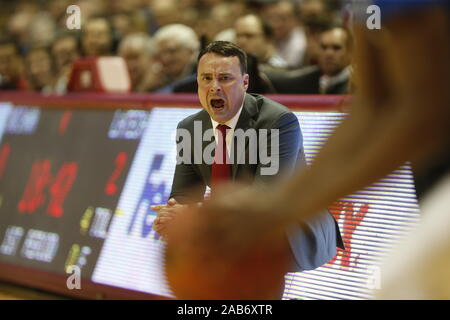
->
[210,102,244,158]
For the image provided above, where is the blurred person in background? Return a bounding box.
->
[47,0,72,28]
[302,16,333,66]
[199,0,228,9]
[298,0,335,65]
[315,26,352,93]
[193,1,245,43]
[26,11,57,49]
[270,26,352,94]
[235,13,288,72]
[299,0,334,25]
[6,1,38,52]
[109,0,142,14]
[261,0,307,69]
[118,32,159,93]
[176,0,201,31]
[24,46,55,93]
[81,15,116,57]
[245,53,277,94]
[149,0,183,30]
[0,38,28,91]
[111,12,137,39]
[106,0,149,35]
[75,0,107,22]
[107,0,152,37]
[149,24,199,93]
[50,32,81,94]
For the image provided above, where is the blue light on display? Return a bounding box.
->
[92,107,199,297]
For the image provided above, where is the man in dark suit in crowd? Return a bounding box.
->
[152,41,342,276]
[270,26,352,94]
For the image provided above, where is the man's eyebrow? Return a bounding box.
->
[199,72,233,76]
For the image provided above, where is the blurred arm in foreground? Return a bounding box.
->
[187,5,450,255]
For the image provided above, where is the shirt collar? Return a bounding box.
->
[320,66,351,93]
[210,100,244,131]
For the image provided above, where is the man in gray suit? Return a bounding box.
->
[152,41,342,274]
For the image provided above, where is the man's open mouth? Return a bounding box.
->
[210,99,225,110]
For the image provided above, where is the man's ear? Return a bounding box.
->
[243,73,249,91]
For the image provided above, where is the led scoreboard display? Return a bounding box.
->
[0,104,144,279]
[0,94,420,300]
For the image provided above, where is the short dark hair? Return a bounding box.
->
[321,25,353,51]
[197,41,248,74]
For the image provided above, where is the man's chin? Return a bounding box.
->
[211,113,230,124]
[211,115,225,123]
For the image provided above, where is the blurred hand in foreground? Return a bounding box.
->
[164,190,292,299]
[151,198,186,240]
[167,182,292,262]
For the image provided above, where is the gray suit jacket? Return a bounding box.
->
[170,93,342,271]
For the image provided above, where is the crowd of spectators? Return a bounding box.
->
[0,0,353,95]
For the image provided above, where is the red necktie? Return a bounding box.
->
[211,124,231,192]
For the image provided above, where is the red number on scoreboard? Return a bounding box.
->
[0,143,10,179]
[18,160,52,214]
[59,110,72,135]
[104,152,127,196]
[47,162,78,218]
[18,160,78,217]
[328,201,369,268]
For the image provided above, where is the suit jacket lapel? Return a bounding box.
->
[197,110,213,185]
[232,94,258,179]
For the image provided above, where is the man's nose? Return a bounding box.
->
[325,47,336,55]
[209,79,221,93]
